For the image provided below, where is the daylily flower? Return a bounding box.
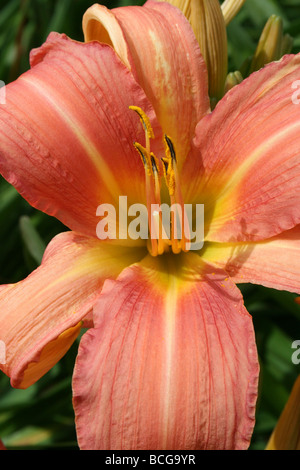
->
[0,0,300,450]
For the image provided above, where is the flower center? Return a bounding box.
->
[130,106,191,257]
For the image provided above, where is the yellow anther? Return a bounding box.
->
[162,135,177,197]
[129,106,155,140]
[162,163,175,197]
[133,142,152,176]
[133,142,160,180]
[164,134,177,163]
[150,152,160,176]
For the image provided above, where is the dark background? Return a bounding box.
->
[0,0,299,450]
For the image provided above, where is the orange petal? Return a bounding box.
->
[0,33,162,237]
[202,224,300,293]
[73,253,259,450]
[83,1,210,168]
[0,232,146,389]
[183,54,300,242]
[20,321,83,390]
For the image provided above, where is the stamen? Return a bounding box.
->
[130,107,189,256]
[161,134,190,254]
[129,106,155,140]
[164,134,177,163]
[133,141,147,166]
[133,142,152,176]
[150,153,159,175]
[151,154,170,256]
[130,105,160,256]
[162,135,177,197]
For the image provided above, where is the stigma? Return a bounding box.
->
[130,106,190,257]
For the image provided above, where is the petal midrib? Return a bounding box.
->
[21,74,122,203]
[161,271,178,449]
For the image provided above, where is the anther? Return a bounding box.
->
[161,135,177,197]
[161,134,190,255]
[129,106,155,140]
[164,134,177,163]
[150,153,159,175]
[133,142,152,176]
[130,105,162,257]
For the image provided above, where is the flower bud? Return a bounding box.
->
[224,70,243,93]
[159,0,228,101]
[280,33,294,56]
[221,0,247,26]
[250,15,284,73]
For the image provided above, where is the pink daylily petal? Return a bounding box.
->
[202,225,300,293]
[73,254,259,450]
[0,231,146,389]
[83,0,210,168]
[183,54,300,242]
[0,33,162,237]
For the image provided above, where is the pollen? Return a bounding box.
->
[150,153,160,175]
[164,134,177,163]
[161,158,175,197]
[129,105,155,139]
[161,135,177,197]
[133,142,152,176]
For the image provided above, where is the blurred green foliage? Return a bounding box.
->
[0,0,299,450]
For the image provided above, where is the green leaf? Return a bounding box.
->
[19,215,46,266]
